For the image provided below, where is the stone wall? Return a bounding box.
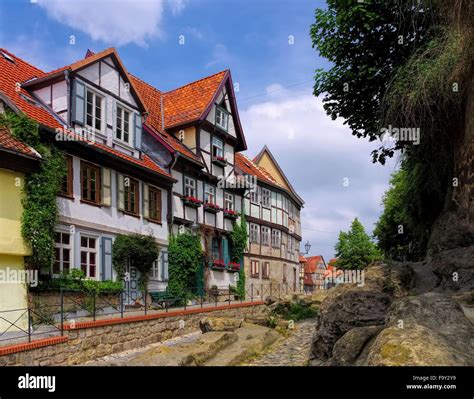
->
[0,302,267,366]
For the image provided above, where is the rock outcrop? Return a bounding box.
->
[309,261,474,366]
[199,317,243,332]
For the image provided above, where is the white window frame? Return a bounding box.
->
[215,105,229,131]
[184,176,196,198]
[271,229,281,248]
[80,235,98,279]
[212,136,224,158]
[85,88,103,133]
[53,231,72,275]
[261,226,270,246]
[224,192,234,211]
[250,189,258,204]
[262,188,271,208]
[115,103,132,145]
[204,184,216,204]
[250,224,260,243]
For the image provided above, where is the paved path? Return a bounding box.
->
[241,318,317,366]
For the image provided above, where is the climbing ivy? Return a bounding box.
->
[112,234,159,291]
[167,233,203,300]
[230,213,248,298]
[0,111,66,273]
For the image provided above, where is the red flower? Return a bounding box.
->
[184,196,202,204]
[212,260,226,268]
[224,209,238,216]
[214,156,226,162]
[204,202,221,210]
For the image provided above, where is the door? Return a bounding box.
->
[124,263,140,305]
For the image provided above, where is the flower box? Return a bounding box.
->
[203,202,221,213]
[212,156,228,168]
[183,196,202,208]
[226,262,240,273]
[223,209,239,220]
[210,260,226,271]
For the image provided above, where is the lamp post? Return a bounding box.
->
[190,219,200,235]
[304,241,311,255]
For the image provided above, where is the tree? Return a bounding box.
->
[311,1,473,259]
[335,218,381,270]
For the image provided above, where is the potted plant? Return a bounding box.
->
[210,259,226,271]
[223,209,239,220]
[212,155,228,168]
[203,202,221,213]
[183,195,202,208]
[226,261,240,273]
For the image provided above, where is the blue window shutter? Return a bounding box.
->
[134,112,142,150]
[101,237,113,281]
[222,238,229,265]
[72,80,85,125]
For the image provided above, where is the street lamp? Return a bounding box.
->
[304,241,311,254]
[190,219,200,235]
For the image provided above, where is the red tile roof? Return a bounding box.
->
[305,256,326,274]
[130,74,200,163]
[162,70,227,128]
[0,48,172,180]
[0,127,40,159]
[235,153,284,188]
[299,255,307,263]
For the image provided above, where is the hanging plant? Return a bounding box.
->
[0,112,66,273]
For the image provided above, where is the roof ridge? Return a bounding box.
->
[163,69,228,95]
[129,73,163,94]
[0,48,45,75]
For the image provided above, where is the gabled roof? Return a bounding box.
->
[234,153,284,189]
[253,145,304,206]
[0,48,172,180]
[299,255,307,263]
[163,70,228,128]
[0,126,41,159]
[130,74,201,164]
[24,48,147,112]
[305,256,327,273]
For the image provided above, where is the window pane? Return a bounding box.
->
[55,232,61,243]
[81,237,88,248]
[62,233,70,245]
[88,238,95,248]
[63,249,70,262]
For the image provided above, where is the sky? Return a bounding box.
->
[0,0,396,261]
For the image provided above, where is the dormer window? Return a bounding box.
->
[86,89,103,132]
[116,104,131,145]
[212,136,224,158]
[215,105,229,131]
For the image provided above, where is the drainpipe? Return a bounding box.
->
[65,70,70,125]
[166,152,178,234]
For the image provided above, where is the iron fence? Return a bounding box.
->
[0,282,327,347]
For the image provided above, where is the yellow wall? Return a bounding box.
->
[174,126,196,152]
[256,152,290,191]
[0,254,28,331]
[0,168,29,331]
[0,168,30,256]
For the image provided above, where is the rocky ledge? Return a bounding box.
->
[309,262,474,366]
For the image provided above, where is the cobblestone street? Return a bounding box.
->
[241,318,317,366]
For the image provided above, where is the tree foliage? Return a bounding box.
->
[335,218,381,270]
[112,234,160,291]
[230,214,248,298]
[0,111,66,272]
[311,1,473,260]
[167,233,203,299]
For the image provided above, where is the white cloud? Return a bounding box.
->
[240,88,395,261]
[36,0,185,47]
[206,43,232,68]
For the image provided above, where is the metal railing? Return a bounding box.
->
[0,282,327,347]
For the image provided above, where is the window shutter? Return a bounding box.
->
[162,250,168,281]
[143,183,149,219]
[101,237,113,281]
[72,80,85,125]
[156,188,162,223]
[117,173,125,210]
[101,168,112,206]
[134,112,142,150]
[222,238,229,265]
